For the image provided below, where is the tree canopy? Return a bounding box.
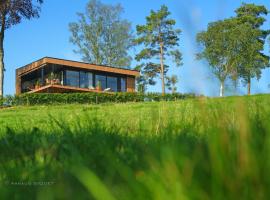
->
[0,0,43,96]
[69,0,133,69]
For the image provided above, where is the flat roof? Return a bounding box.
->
[16,57,140,77]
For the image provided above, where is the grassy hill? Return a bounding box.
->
[0,94,270,199]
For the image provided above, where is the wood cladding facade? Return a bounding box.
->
[16,57,139,95]
[127,77,135,92]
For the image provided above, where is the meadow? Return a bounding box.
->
[0,94,270,199]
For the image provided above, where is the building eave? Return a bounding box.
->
[16,57,140,77]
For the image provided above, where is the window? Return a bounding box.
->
[80,72,93,89]
[107,76,118,92]
[121,77,126,92]
[66,70,79,87]
[95,75,106,90]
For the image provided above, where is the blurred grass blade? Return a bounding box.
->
[72,166,116,200]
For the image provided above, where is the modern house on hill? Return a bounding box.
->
[15,57,140,95]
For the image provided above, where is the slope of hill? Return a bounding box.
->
[0,94,270,199]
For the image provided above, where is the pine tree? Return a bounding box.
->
[134,5,182,95]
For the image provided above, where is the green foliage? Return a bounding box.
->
[13,93,143,105]
[2,92,195,106]
[0,95,3,106]
[197,4,270,97]
[197,3,270,96]
[235,3,268,28]
[235,3,270,89]
[0,95,270,199]
[166,75,178,93]
[134,5,182,94]
[197,18,240,96]
[69,0,133,68]
[0,0,43,29]
[135,64,148,93]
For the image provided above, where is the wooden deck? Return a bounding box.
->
[27,85,113,94]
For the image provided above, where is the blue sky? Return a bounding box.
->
[4,0,270,96]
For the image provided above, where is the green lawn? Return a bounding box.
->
[0,95,270,199]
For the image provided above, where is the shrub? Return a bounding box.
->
[6,92,196,106]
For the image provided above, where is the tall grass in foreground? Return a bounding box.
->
[0,95,270,199]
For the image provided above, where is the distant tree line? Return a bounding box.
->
[0,1,270,97]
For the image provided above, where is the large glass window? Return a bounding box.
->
[80,72,93,89]
[66,70,79,87]
[107,76,118,92]
[121,77,126,92]
[95,75,106,90]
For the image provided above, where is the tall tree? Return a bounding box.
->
[197,19,237,97]
[197,19,258,97]
[134,5,182,95]
[69,0,133,68]
[235,3,269,95]
[166,75,178,93]
[0,0,43,96]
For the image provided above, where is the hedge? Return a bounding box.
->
[1,92,196,106]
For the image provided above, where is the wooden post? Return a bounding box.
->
[15,69,22,95]
[41,66,44,86]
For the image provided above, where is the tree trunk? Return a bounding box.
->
[247,75,251,96]
[219,80,224,97]
[233,79,238,95]
[159,42,165,96]
[0,15,5,97]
